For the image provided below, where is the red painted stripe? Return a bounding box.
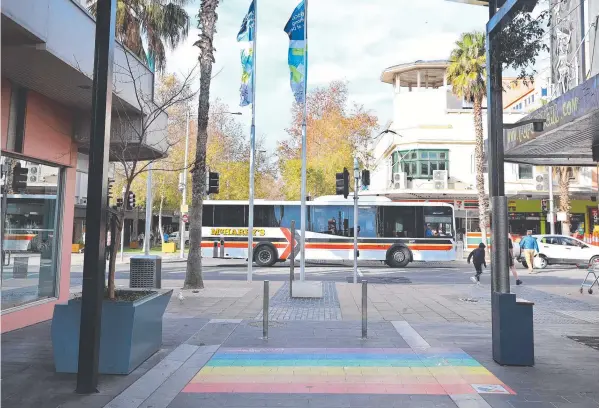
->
[4,235,35,241]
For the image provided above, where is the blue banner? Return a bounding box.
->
[284,1,306,104]
[237,1,255,107]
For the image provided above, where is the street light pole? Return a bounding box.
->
[353,157,360,284]
[180,110,190,259]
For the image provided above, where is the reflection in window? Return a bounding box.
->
[311,205,352,236]
[1,156,62,310]
[423,206,454,237]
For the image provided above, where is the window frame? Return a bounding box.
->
[396,149,449,179]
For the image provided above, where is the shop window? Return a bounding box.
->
[397,149,449,179]
[1,156,62,310]
[518,164,533,180]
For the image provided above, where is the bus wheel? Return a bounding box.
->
[254,245,277,267]
[387,247,410,268]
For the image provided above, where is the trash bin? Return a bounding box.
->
[492,292,534,366]
[130,255,162,289]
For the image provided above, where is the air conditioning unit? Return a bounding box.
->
[26,163,42,183]
[432,170,448,189]
[535,173,548,191]
[392,172,408,189]
[78,197,88,205]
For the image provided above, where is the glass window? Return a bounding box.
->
[1,157,62,310]
[518,164,533,180]
[357,206,377,237]
[379,206,416,238]
[420,151,429,159]
[275,205,305,229]
[423,206,454,237]
[421,162,429,176]
[311,205,352,236]
[560,237,583,247]
[398,149,449,179]
[213,205,245,227]
[541,87,547,96]
[255,205,279,228]
[202,205,214,227]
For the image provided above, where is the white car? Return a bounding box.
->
[168,231,189,245]
[518,234,599,269]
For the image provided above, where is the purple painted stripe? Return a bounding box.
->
[218,348,421,354]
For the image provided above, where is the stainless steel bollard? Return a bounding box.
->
[213,241,218,258]
[362,280,367,339]
[263,280,269,339]
[289,220,295,298]
[219,235,225,258]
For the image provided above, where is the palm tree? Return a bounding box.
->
[446,32,489,246]
[556,166,573,235]
[185,0,219,289]
[87,0,191,72]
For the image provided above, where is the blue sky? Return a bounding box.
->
[166,0,489,149]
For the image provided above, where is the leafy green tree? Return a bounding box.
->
[87,0,191,72]
[447,32,489,244]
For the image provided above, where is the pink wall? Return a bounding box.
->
[1,91,77,333]
[1,77,11,150]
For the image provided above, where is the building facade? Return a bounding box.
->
[1,0,167,332]
[367,60,597,244]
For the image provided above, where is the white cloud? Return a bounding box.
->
[166,0,489,151]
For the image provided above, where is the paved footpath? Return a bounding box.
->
[2,279,599,408]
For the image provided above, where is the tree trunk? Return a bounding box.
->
[107,187,130,300]
[159,195,165,245]
[557,166,572,235]
[185,0,219,289]
[473,96,489,250]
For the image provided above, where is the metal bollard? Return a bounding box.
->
[213,241,218,258]
[362,280,367,339]
[263,280,269,339]
[219,235,225,258]
[289,220,295,298]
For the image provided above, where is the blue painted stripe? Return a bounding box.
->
[206,359,482,368]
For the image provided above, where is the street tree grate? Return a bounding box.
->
[567,336,599,352]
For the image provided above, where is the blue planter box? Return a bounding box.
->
[52,289,173,374]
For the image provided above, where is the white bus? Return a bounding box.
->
[199,196,456,267]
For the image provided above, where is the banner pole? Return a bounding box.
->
[247,0,258,282]
[299,0,308,281]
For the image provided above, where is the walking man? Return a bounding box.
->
[468,242,487,284]
[520,230,539,274]
[508,234,522,285]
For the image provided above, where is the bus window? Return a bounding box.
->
[275,205,306,228]
[357,206,377,237]
[312,205,352,236]
[255,205,279,227]
[423,206,453,237]
[202,205,214,227]
[379,207,416,238]
[213,205,245,227]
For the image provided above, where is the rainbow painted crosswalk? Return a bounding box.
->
[182,348,514,395]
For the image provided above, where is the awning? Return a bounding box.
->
[502,74,599,166]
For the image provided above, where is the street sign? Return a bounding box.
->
[180,204,188,213]
[182,214,189,223]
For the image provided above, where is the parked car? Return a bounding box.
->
[168,231,189,246]
[517,234,599,269]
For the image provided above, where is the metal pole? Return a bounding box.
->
[263,280,269,339]
[180,110,190,259]
[120,187,125,262]
[580,0,586,82]
[299,0,308,282]
[76,0,116,394]
[247,0,258,283]
[290,220,295,298]
[486,0,509,294]
[361,280,367,339]
[549,166,555,234]
[144,163,153,255]
[1,163,9,279]
[353,157,359,284]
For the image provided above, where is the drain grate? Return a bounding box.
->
[346,276,411,284]
[567,336,599,351]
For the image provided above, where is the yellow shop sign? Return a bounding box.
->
[210,228,266,237]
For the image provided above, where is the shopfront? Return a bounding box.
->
[1,79,76,332]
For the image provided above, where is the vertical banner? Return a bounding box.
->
[237,0,255,107]
[284,1,306,104]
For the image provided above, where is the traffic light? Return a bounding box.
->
[107,178,114,200]
[116,198,124,208]
[541,199,548,213]
[12,163,28,193]
[208,172,219,194]
[127,192,136,210]
[336,168,349,199]
[362,169,370,187]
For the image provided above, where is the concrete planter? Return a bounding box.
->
[51,289,173,374]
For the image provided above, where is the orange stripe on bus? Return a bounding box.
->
[201,242,452,251]
[4,235,36,240]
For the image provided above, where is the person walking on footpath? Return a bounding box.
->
[508,234,522,285]
[468,242,487,284]
[520,230,539,274]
